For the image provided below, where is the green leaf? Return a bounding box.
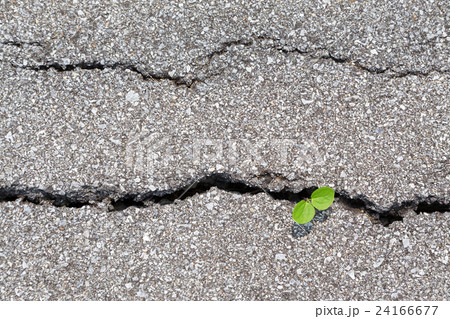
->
[292,200,316,224]
[311,187,335,210]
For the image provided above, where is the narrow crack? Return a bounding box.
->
[4,35,447,87]
[1,40,42,47]
[268,41,449,78]
[321,52,449,78]
[1,173,448,227]
[205,38,255,61]
[201,35,449,78]
[10,61,200,88]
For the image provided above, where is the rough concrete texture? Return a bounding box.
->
[0,57,448,209]
[0,0,449,301]
[1,0,449,76]
[0,190,448,300]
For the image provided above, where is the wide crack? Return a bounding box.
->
[0,173,448,227]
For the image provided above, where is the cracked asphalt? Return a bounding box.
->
[0,0,449,300]
[1,0,449,76]
[1,192,449,300]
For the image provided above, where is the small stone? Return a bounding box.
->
[143,233,150,242]
[136,291,148,298]
[275,253,286,261]
[5,131,13,142]
[126,90,139,103]
[373,258,384,268]
[301,98,314,105]
[402,238,410,248]
[347,270,355,279]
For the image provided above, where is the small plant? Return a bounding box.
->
[292,187,335,224]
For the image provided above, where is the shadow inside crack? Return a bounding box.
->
[1,173,448,228]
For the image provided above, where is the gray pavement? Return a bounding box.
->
[1,0,448,76]
[0,0,449,300]
[0,55,448,209]
[0,190,448,300]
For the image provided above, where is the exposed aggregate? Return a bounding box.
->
[0,51,448,209]
[0,0,448,301]
[0,189,448,300]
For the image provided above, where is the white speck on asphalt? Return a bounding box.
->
[275,254,286,261]
[347,270,355,280]
[373,258,384,268]
[126,90,139,103]
[402,238,410,248]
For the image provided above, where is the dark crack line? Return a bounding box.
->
[203,35,449,78]
[1,40,42,47]
[205,38,255,61]
[5,35,448,86]
[4,31,449,83]
[321,52,449,78]
[268,42,449,78]
[10,61,201,88]
[1,173,448,227]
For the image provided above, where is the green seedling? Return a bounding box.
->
[292,187,335,224]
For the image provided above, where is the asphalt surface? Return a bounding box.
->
[0,56,448,209]
[1,0,448,75]
[0,191,448,300]
[0,0,449,300]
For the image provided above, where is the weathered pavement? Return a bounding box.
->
[1,192,449,300]
[0,0,449,300]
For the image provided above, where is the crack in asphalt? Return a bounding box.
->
[9,61,200,88]
[1,173,448,227]
[320,52,449,78]
[1,40,447,226]
[255,37,449,77]
[1,40,42,47]
[2,35,448,88]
